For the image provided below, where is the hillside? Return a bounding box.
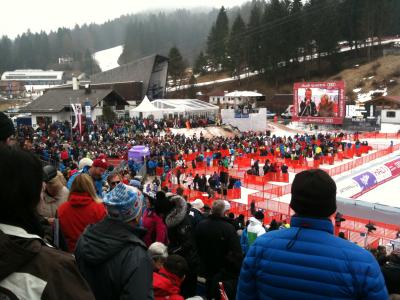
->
[329,54,400,103]
[168,53,400,105]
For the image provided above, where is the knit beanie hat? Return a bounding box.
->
[223,200,231,212]
[154,191,173,215]
[191,199,204,210]
[92,157,108,169]
[0,112,15,141]
[103,183,144,222]
[290,169,337,218]
[254,210,264,221]
[78,157,93,170]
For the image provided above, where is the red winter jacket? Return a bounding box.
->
[153,268,184,300]
[58,192,106,252]
[142,209,168,247]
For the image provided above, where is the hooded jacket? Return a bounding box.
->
[165,195,199,270]
[58,192,106,252]
[237,215,388,300]
[240,218,266,254]
[246,217,266,245]
[153,268,184,300]
[0,223,94,300]
[74,217,153,300]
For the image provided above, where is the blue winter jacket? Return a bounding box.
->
[67,166,104,198]
[237,215,388,300]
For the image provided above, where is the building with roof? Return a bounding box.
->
[90,54,168,100]
[364,96,400,132]
[0,80,25,99]
[21,85,127,127]
[130,98,219,120]
[209,90,264,108]
[51,81,144,103]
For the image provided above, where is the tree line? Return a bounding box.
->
[191,0,400,81]
[0,8,222,76]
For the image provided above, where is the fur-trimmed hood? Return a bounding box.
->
[165,195,187,228]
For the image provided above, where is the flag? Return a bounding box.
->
[71,103,83,134]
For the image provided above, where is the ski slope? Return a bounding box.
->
[93,45,123,72]
[357,174,400,208]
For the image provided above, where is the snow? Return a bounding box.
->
[169,126,237,139]
[225,91,263,97]
[92,45,123,72]
[231,187,259,205]
[356,88,387,103]
[353,88,362,93]
[168,71,260,92]
[357,175,400,208]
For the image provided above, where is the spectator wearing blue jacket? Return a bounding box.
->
[67,157,108,198]
[237,169,388,300]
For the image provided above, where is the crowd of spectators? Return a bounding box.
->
[0,111,398,299]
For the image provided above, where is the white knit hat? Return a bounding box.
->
[191,199,204,210]
[223,200,231,212]
[78,157,93,170]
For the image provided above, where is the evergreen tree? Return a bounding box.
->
[246,3,263,72]
[0,36,13,73]
[83,49,101,75]
[193,51,208,75]
[206,6,229,70]
[288,0,304,63]
[168,46,186,85]
[187,74,197,98]
[227,14,246,77]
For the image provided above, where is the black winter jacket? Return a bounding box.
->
[75,217,153,300]
[166,195,200,270]
[195,215,242,278]
[381,260,400,294]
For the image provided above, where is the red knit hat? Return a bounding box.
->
[92,157,108,169]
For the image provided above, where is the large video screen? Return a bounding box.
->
[293,81,345,124]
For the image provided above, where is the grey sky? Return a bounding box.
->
[1,0,248,38]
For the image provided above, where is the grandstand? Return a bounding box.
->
[1,69,65,86]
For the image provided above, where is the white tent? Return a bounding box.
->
[224,91,263,97]
[129,96,163,119]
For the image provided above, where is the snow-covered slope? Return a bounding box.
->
[93,45,123,72]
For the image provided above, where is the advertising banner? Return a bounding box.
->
[352,172,377,191]
[84,101,91,120]
[384,158,400,177]
[346,158,400,198]
[293,81,345,124]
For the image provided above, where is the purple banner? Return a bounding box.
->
[352,172,378,191]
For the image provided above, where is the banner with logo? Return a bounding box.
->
[71,103,82,134]
[84,101,91,120]
[346,158,400,198]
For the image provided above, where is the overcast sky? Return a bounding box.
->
[1,0,248,38]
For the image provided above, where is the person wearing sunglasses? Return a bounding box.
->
[107,173,122,191]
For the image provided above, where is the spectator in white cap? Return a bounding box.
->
[189,199,205,228]
[78,157,93,170]
[223,200,231,214]
[74,183,153,300]
[148,242,168,271]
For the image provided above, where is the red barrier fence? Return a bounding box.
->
[357,132,400,140]
[321,144,400,177]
